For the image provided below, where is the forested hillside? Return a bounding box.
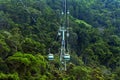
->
[0,0,120,80]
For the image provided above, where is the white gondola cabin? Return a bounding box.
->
[64,54,70,61]
[58,32,61,36]
[48,54,54,60]
[66,33,69,37]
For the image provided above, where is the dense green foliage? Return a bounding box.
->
[0,0,120,79]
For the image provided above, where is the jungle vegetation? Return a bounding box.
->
[0,0,120,79]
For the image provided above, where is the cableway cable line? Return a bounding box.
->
[18,0,48,41]
[48,0,71,71]
[19,0,36,23]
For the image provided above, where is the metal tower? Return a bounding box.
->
[48,0,70,71]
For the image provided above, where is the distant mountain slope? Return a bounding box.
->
[46,0,120,28]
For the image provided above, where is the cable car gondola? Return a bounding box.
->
[48,54,54,60]
[63,54,70,61]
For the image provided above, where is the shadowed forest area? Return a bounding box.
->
[0,0,120,80]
